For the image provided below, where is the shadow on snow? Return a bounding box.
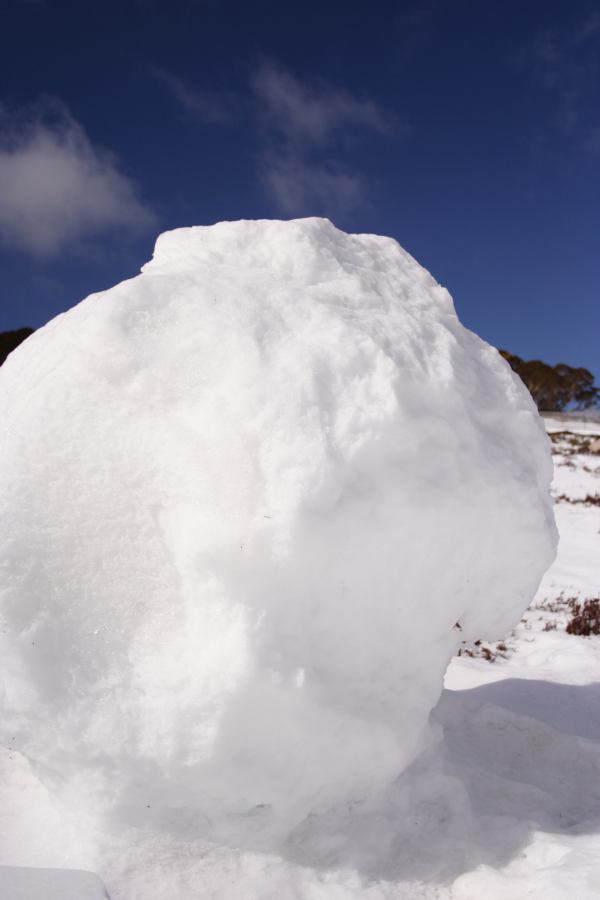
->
[278,678,600,886]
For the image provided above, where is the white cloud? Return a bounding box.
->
[0,100,156,258]
[149,66,235,125]
[253,61,390,147]
[259,154,363,215]
[252,62,396,215]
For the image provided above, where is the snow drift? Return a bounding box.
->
[0,218,556,854]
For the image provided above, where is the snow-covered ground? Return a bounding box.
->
[443,413,600,899]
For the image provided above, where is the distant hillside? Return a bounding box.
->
[0,328,34,366]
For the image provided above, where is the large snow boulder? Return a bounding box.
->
[0,218,556,848]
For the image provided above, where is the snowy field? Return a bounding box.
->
[443,414,600,899]
[1,417,597,900]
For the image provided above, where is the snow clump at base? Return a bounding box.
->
[0,218,556,853]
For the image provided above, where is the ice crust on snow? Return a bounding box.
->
[0,218,556,857]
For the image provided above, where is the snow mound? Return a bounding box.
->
[0,218,556,853]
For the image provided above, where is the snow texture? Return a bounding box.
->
[0,218,557,892]
[0,866,109,900]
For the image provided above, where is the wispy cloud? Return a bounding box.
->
[252,61,399,216]
[259,154,364,216]
[149,58,401,217]
[393,1,438,64]
[0,99,156,258]
[253,62,391,148]
[521,12,600,141]
[148,66,236,125]
[574,11,600,44]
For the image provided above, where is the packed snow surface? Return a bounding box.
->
[0,866,108,900]
[0,218,556,895]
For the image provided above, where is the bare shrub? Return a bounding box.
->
[555,493,600,507]
[566,599,600,636]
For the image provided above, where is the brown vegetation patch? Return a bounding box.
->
[566,599,600,636]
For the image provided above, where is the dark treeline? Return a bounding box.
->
[0,328,34,366]
[500,351,599,412]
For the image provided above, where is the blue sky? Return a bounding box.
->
[0,0,598,377]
